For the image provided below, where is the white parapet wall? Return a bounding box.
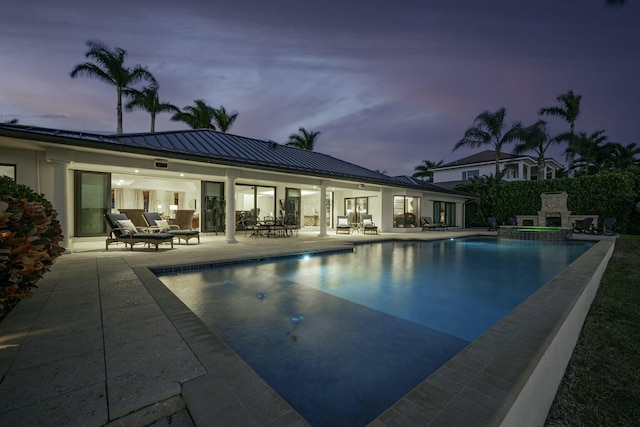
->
[499,239,615,426]
[372,238,616,427]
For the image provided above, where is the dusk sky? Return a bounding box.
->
[2,0,639,176]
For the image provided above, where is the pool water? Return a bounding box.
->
[159,237,593,427]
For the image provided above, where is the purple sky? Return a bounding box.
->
[2,0,639,176]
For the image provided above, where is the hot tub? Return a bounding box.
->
[497,226,573,241]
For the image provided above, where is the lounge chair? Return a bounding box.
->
[336,215,351,234]
[421,217,447,231]
[403,212,417,228]
[142,211,200,245]
[104,213,174,251]
[117,209,147,228]
[593,217,616,235]
[488,217,498,231]
[573,217,594,234]
[174,210,198,230]
[506,217,517,226]
[361,214,378,235]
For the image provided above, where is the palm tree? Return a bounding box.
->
[566,130,608,176]
[412,159,443,182]
[538,90,582,168]
[607,142,640,170]
[171,99,217,129]
[212,106,239,133]
[454,172,505,223]
[124,85,179,132]
[512,120,562,180]
[286,127,321,151]
[70,41,156,134]
[454,107,522,175]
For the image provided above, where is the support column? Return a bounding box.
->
[518,162,524,180]
[225,171,238,243]
[318,182,328,237]
[51,160,71,253]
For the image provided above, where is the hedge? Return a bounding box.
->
[462,169,640,234]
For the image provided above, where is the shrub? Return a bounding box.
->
[0,176,65,321]
[459,169,640,233]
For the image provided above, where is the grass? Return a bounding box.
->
[545,234,640,426]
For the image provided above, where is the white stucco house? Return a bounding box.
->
[431,150,564,190]
[0,123,470,252]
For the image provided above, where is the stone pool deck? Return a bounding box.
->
[0,229,614,426]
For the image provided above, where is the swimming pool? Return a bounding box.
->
[159,237,593,427]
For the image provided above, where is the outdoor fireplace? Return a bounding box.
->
[546,217,562,227]
[515,192,598,229]
[538,192,571,228]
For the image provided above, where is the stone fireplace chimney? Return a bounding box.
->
[538,192,571,227]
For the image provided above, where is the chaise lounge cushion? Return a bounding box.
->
[155,219,171,232]
[116,219,138,235]
[361,214,378,234]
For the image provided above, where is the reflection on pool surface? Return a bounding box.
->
[159,237,593,427]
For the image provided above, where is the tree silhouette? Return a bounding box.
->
[124,85,179,132]
[454,107,522,175]
[171,99,217,129]
[412,160,443,181]
[70,41,156,134]
[212,106,239,133]
[539,90,582,168]
[512,120,562,180]
[286,127,321,151]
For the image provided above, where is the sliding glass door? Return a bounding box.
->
[202,181,224,233]
[74,171,110,237]
[433,201,456,226]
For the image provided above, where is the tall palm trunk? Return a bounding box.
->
[116,87,124,134]
[538,157,547,180]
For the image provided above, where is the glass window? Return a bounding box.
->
[235,184,275,230]
[0,164,16,180]
[393,196,420,228]
[284,188,300,227]
[75,171,110,237]
[202,181,224,233]
[344,197,368,224]
[462,169,479,180]
[433,201,456,227]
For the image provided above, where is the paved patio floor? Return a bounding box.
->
[0,228,492,427]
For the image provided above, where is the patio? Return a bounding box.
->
[0,229,611,426]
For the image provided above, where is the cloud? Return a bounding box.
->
[1,0,638,176]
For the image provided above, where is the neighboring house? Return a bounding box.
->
[0,124,470,251]
[431,150,563,190]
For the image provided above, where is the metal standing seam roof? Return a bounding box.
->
[110,130,406,183]
[436,149,561,170]
[436,150,523,168]
[0,124,464,194]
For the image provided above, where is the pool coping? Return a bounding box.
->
[140,236,614,426]
[370,238,615,427]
